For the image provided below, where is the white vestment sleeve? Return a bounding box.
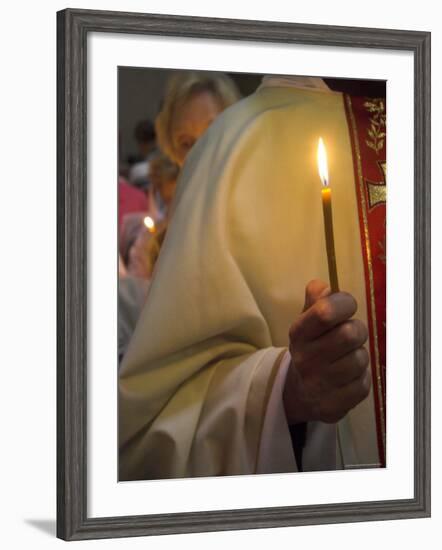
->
[256,351,297,473]
[256,350,338,474]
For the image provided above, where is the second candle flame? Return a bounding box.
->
[317,137,329,187]
[144,216,156,233]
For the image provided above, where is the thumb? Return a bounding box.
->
[303,279,331,311]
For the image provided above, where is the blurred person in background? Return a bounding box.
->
[150,151,181,214]
[118,71,242,367]
[118,176,149,233]
[128,119,158,189]
[155,70,241,167]
[125,153,180,280]
[125,71,242,280]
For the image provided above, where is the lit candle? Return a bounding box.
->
[317,138,339,293]
[143,215,156,234]
[317,144,347,466]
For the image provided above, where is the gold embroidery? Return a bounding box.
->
[364,99,386,155]
[367,161,387,210]
[378,161,386,180]
[367,182,387,209]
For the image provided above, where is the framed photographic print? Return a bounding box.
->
[57,7,431,541]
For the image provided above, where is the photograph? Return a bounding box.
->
[117,68,387,482]
[55,6,430,541]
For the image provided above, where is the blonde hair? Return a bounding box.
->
[155,71,241,164]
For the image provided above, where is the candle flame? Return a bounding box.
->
[143,216,155,232]
[317,137,329,187]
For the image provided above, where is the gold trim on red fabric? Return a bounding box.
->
[344,94,386,466]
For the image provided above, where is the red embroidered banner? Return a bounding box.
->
[344,95,386,467]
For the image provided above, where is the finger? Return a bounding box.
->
[303,279,331,311]
[290,292,358,342]
[296,319,368,364]
[320,366,372,423]
[323,347,369,387]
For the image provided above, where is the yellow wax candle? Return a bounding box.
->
[317,138,339,293]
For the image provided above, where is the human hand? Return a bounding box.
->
[127,230,154,280]
[283,279,371,425]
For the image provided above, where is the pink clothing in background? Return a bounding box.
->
[118,177,149,231]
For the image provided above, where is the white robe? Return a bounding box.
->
[118,79,380,481]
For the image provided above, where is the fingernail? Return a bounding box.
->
[319,286,331,298]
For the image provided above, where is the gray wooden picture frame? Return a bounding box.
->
[57,7,431,541]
